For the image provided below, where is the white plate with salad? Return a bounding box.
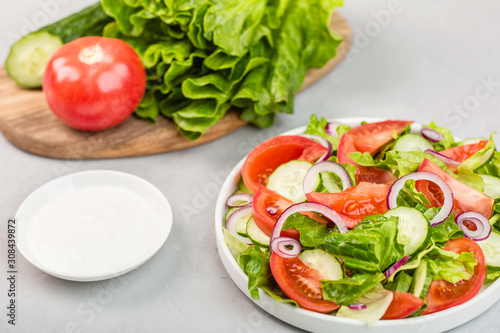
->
[215,116,500,333]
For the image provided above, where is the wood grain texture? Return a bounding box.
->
[0,12,351,160]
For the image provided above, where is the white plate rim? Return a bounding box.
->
[15,169,173,282]
[214,117,500,333]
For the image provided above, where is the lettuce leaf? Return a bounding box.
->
[237,245,271,300]
[322,273,386,306]
[322,216,405,273]
[305,114,351,151]
[101,0,344,139]
[427,248,477,283]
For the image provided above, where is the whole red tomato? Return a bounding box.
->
[43,36,146,131]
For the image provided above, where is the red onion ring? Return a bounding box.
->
[424,149,460,167]
[270,237,301,258]
[302,161,352,194]
[325,121,343,137]
[421,128,444,142]
[225,206,253,245]
[300,134,333,162]
[266,206,278,216]
[270,202,348,257]
[455,211,491,241]
[226,193,253,208]
[384,256,411,278]
[349,303,367,310]
[387,171,453,226]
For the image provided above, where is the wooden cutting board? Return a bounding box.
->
[0,12,351,160]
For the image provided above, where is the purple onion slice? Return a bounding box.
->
[266,206,278,216]
[456,211,491,241]
[349,303,367,310]
[226,193,253,208]
[424,149,460,167]
[325,121,343,137]
[384,256,411,279]
[421,128,444,142]
[302,161,352,195]
[270,237,301,258]
[225,206,253,245]
[387,171,454,226]
[270,202,348,257]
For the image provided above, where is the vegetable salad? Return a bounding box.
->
[222,115,500,325]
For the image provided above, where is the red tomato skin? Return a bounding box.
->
[43,36,146,131]
[306,182,390,228]
[381,291,424,320]
[252,187,299,238]
[337,121,408,185]
[337,133,396,185]
[347,120,413,155]
[422,237,486,315]
[252,187,327,238]
[270,252,339,313]
[242,135,328,194]
[439,140,489,163]
[416,158,494,218]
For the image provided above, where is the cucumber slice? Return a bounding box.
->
[246,217,270,247]
[477,231,500,270]
[462,137,488,145]
[266,160,318,203]
[410,259,431,300]
[476,145,495,169]
[393,134,433,152]
[298,249,343,280]
[6,32,63,88]
[384,207,430,256]
[479,174,500,199]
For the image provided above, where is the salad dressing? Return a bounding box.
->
[25,185,160,276]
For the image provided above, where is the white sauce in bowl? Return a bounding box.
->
[16,170,172,281]
[27,186,159,277]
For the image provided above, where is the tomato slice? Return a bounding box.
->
[270,252,340,313]
[381,291,424,320]
[252,187,327,238]
[242,135,328,194]
[337,120,412,185]
[422,237,486,315]
[416,158,494,218]
[347,120,413,155]
[306,182,390,229]
[439,140,489,163]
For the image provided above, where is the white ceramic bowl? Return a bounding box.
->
[214,117,500,333]
[16,170,173,282]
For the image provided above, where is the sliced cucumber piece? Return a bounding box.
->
[6,32,63,88]
[246,217,270,247]
[479,174,500,199]
[384,207,430,256]
[410,259,431,300]
[298,249,343,280]
[393,134,433,152]
[462,137,488,145]
[477,231,500,270]
[476,144,495,169]
[266,160,318,203]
